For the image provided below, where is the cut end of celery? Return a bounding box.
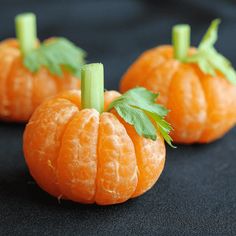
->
[81,63,104,113]
[172,24,191,61]
[15,12,37,55]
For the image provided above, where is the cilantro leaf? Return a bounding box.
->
[24,37,86,77]
[184,19,236,85]
[108,87,174,147]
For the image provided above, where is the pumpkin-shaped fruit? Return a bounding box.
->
[120,20,236,144]
[0,13,85,122]
[23,63,172,205]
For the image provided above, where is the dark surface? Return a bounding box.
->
[0,0,236,235]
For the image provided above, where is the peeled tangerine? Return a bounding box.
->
[0,13,85,122]
[0,39,81,122]
[120,20,236,144]
[23,63,168,205]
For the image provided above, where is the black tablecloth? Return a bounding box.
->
[0,0,236,235]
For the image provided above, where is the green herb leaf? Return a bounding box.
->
[108,87,174,147]
[184,19,236,85]
[24,37,86,77]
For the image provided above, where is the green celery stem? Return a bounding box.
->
[172,24,190,61]
[15,13,37,55]
[81,63,104,113]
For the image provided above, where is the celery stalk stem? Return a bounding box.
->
[15,13,37,55]
[172,24,190,60]
[81,63,104,113]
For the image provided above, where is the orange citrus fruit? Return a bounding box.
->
[23,90,165,205]
[0,39,80,122]
[120,46,236,143]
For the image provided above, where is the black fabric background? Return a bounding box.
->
[0,0,236,235]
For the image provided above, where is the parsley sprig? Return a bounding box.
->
[24,38,86,77]
[15,13,86,77]
[174,19,236,84]
[107,87,174,147]
[184,19,236,84]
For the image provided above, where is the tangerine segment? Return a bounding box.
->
[142,59,179,106]
[57,109,99,203]
[23,98,78,197]
[129,129,165,198]
[0,39,19,48]
[54,90,82,109]
[167,64,207,143]
[114,113,165,198]
[120,46,172,93]
[32,68,58,110]
[104,90,121,111]
[199,74,236,143]
[95,112,138,205]
[56,70,81,92]
[7,56,34,121]
[0,45,19,119]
